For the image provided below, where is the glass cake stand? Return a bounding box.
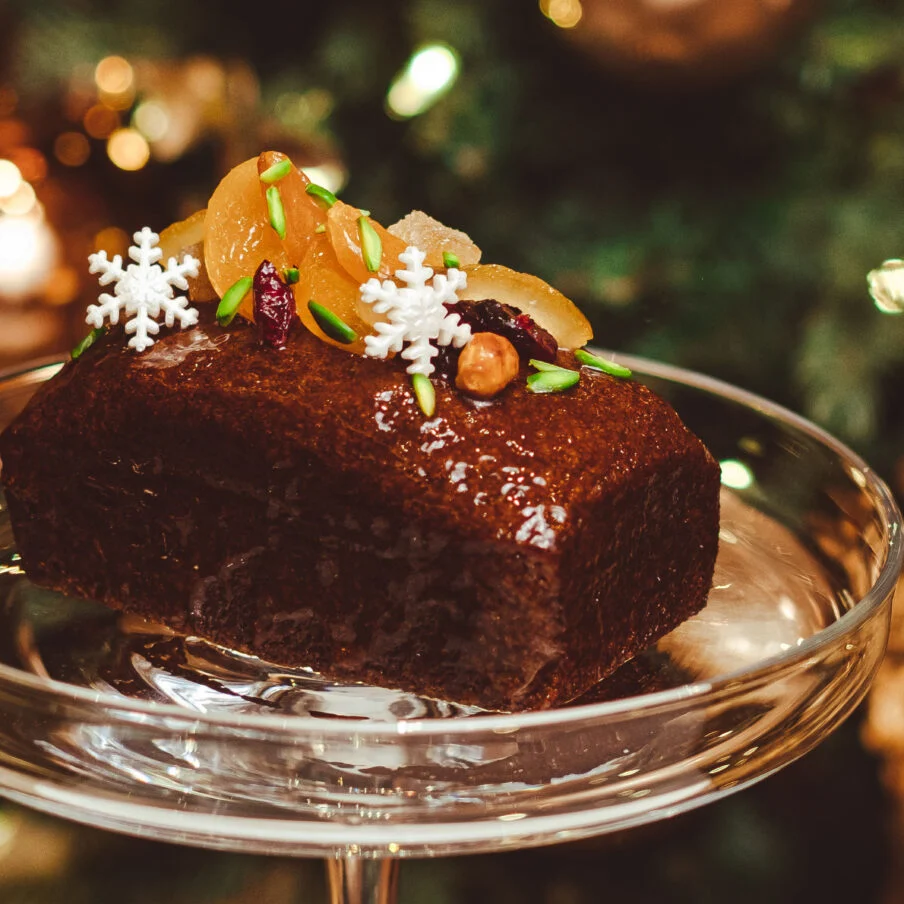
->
[0,356,899,904]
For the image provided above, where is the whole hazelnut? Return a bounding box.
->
[455,333,520,399]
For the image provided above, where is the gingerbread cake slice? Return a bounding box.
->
[0,308,718,711]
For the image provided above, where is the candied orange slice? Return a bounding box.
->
[460,264,593,350]
[295,231,371,354]
[328,201,408,286]
[204,157,290,304]
[388,210,481,270]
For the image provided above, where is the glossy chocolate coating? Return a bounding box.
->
[0,312,720,711]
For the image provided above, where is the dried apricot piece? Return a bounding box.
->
[459,264,592,350]
[328,200,408,286]
[295,231,371,354]
[256,151,323,269]
[204,157,289,304]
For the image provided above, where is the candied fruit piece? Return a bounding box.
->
[328,201,408,286]
[452,300,557,362]
[295,231,371,354]
[158,208,206,261]
[460,264,592,350]
[256,151,323,268]
[204,158,290,303]
[158,209,216,303]
[388,210,481,270]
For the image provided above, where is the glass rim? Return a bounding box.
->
[0,354,899,738]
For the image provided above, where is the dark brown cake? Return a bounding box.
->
[0,310,720,711]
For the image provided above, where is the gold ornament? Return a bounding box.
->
[559,0,817,82]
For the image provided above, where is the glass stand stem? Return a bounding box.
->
[326,857,400,904]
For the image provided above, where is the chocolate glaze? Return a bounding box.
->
[0,311,720,711]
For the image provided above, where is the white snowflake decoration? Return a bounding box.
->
[360,245,471,376]
[87,227,200,352]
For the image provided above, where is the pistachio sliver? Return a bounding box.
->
[259,158,292,184]
[528,358,571,373]
[266,185,287,240]
[443,250,460,269]
[527,370,580,394]
[411,373,436,417]
[358,216,383,273]
[305,183,337,209]
[574,348,632,378]
[308,300,358,345]
[216,275,254,326]
[71,327,105,360]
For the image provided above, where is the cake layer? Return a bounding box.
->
[0,312,720,711]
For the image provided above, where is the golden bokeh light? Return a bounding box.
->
[184,57,225,102]
[11,148,47,184]
[43,266,81,307]
[107,128,150,171]
[0,182,37,217]
[83,104,120,139]
[0,215,57,299]
[54,132,91,167]
[94,56,134,95]
[0,160,22,198]
[540,0,583,29]
[92,227,130,259]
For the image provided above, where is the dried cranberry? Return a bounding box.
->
[253,259,296,349]
[445,299,558,367]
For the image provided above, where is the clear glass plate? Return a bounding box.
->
[0,357,898,901]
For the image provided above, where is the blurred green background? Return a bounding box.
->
[1,0,904,900]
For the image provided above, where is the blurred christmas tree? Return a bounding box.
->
[3,0,904,477]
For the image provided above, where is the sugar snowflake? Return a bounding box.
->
[87,227,200,352]
[360,245,471,376]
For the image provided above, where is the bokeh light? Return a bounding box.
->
[720,459,755,490]
[540,0,583,29]
[54,132,91,167]
[92,227,130,260]
[0,161,22,198]
[0,183,37,217]
[386,44,460,119]
[95,56,135,110]
[43,266,81,307]
[184,57,225,102]
[10,148,47,185]
[94,56,134,95]
[0,216,57,298]
[83,104,120,139]
[107,128,151,171]
[133,101,170,142]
